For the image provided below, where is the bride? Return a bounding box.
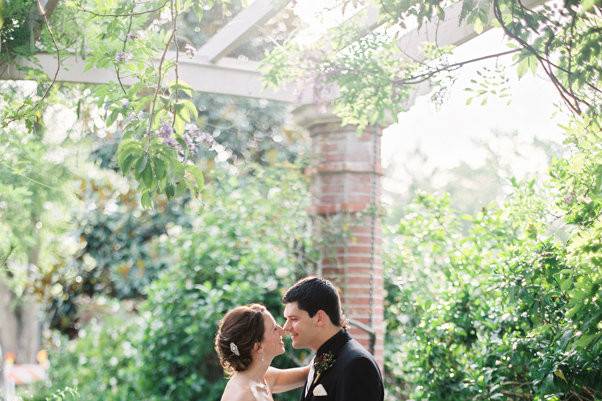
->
[215,304,309,401]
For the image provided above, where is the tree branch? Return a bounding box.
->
[171,0,179,128]
[392,48,520,86]
[116,15,134,97]
[148,8,177,136]
[0,245,15,272]
[2,0,62,128]
[492,0,593,115]
[35,0,61,107]
[32,0,61,42]
[76,0,170,18]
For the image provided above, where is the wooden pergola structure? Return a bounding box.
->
[1,0,541,369]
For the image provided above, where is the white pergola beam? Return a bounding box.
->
[1,53,297,103]
[334,4,383,46]
[1,0,546,105]
[197,0,291,62]
[397,0,544,61]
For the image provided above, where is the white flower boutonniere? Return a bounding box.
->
[312,351,336,385]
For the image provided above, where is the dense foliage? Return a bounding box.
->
[138,166,314,401]
[383,119,601,400]
[0,82,74,296]
[25,165,315,401]
[263,0,600,129]
[27,308,143,401]
[1,1,599,401]
[0,0,301,203]
[1,0,302,333]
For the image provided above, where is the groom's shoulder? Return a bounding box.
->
[338,338,379,368]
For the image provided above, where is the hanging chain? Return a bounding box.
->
[368,127,378,332]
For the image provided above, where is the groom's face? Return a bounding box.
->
[283,302,319,350]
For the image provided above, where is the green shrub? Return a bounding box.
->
[383,114,602,401]
[25,309,143,401]
[137,166,313,401]
[384,186,601,401]
[26,166,313,401]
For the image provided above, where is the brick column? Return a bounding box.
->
[293,104,385,369]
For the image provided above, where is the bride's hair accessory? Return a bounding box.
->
[230,342,240,356]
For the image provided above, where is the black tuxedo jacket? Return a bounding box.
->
[301,330,384,401]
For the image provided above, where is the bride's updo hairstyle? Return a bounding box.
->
[215,304,266,374]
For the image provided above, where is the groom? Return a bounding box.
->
[282,277,384,401]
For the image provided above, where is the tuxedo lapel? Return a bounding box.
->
[300,378,308,401]
[303,357,316,399]
[304,330,351,400]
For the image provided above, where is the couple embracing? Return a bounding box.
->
[215,277,384,401]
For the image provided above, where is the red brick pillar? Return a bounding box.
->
[293,104,384,369]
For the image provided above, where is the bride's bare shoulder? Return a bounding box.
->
[220,378,255,401]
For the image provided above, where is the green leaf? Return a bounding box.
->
[136,155,148,174]
[141,164,154,188]
[175,103,190,122]
[554,369,567,382]
[459,0,475,23]
[566,304,581,318]
[185,163,204,196]
[582,0,596,11]
[574,333,600,349]
[516,54,538,79]
[179,99,198,121]
[121,154,136,174]
[117,139,143,173]
[169,81,193,97]
[165,183,175,199]
[140,191,152,208]
[0,0,4,31]
[174,115,186,136]
[560,278,573,291]
[152,109,169,130]
[106,108,120,127]
[153,158,167,181]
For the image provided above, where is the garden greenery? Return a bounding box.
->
[26,165,314,401]
[0,0,599,400]
[383,116,601,400]
[263,0,600,130]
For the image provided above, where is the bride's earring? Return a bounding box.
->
[259,347,265,363]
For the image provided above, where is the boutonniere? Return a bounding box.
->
[312,351,336,384]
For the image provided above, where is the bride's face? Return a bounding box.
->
[260,312,285,358]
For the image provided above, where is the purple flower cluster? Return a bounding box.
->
[155,122,210,161]
[115,51,132,63]
[157,122,178,148]
[182,125,202,154]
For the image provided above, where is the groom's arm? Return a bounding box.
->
[336,357,384,401]
[266,365,310,394]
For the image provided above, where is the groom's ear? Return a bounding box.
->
[315,310,328,327]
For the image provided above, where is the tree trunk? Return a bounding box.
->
[0,217,43,365]
[0,281,41,364]
[0,280,19,359]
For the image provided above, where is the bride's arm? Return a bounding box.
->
[265,365,310,394]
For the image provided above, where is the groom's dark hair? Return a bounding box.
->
[283,276,345,327]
